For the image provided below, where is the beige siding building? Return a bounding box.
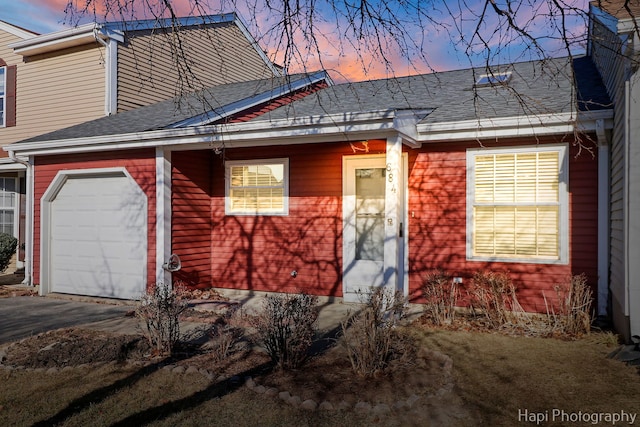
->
[0,14,280,277]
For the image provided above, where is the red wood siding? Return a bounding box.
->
[171,151,212,288]
[217,82,329,124]
[206,140,387,296]
[33,149,156,290]
[407,137,599,312]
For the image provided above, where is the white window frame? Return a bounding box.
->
[466,144,569,264]
[225,158,289,216]
[0,66,6,128]
[0,176,18,237]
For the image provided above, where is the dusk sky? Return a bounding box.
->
[2,0,589,81]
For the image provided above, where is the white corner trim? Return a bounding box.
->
[155,148,172,285]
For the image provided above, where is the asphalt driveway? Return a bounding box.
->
[0,296,134,345]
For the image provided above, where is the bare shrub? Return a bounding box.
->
[468,271,519,328]
[544,274,593,336]
[422,270,458,325]
[341,287,409,377]
[207,324,241,362]
[135,282,189,356]
[253,293,319,370]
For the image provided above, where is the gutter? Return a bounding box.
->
[6,151,32,287]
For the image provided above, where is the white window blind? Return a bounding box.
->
[470,149,563,261]
[226,159,288,215]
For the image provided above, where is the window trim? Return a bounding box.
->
[466,144,569,264]
[225,158,289,216]
[0,176,18,238]
[0,66,5,128]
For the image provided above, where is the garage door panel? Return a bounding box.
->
[48,173,147,300]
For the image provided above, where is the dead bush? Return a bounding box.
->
[341,287,410,377]
[422,270,459,325]
[207,324,242,362]
[544,273,593,336]
[253,293,318,370]
[135,283,189,356]
[468,271,519,328]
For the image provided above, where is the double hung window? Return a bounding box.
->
[225,159,289,215]
[467,146,568,263]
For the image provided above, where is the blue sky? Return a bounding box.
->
[1,0,590,81]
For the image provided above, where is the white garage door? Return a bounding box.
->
[49,173,147,300]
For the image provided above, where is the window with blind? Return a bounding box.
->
[466,146,568,263]
[0,177,16,236]
[225,159,289,215]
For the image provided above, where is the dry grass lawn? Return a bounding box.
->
[1,327,638,426]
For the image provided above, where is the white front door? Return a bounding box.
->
[343,155,404,303]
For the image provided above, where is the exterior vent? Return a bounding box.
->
[475,72,512,87]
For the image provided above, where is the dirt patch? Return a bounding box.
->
[256,340,451,405]
[1,329,152,368]
[1,324,452,409]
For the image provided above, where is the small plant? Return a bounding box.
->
[0,232,18,273]
[135,282,189,356]
[545,273,593,336]
[208,324,241,362]
[468,270,518,328]
[341,287,409,377]
[253,292,318,370]
[422,270,459,325]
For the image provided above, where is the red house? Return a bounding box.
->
[5,57,613,314]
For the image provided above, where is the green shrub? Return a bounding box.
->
[0,232,18,273]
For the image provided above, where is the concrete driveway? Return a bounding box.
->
[0,296,135,345]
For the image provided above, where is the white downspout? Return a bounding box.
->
[93,28,118,115]
[624,81,631,318]
[7,151,32,287]
[596,118,610,316]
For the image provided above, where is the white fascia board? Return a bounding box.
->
[0,157,26,171]
[576,109,615,132]
[417,113,579,142]
[104,14,236,32]
[393,109,431,148]
[0,21,37,39]
[5,110,399,156]
[169,70,330,127]
[9,23,124,56]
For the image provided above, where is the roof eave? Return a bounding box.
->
[416,110,614,142]
[9,23,124,56]
[4,110,400,156]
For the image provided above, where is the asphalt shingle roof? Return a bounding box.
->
[253,56,611,125]
[18,55,610,144]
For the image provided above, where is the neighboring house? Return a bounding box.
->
[588,0,640,341]
[4,56,613,316]
[0,13,280,276]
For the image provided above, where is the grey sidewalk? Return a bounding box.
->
[0,296,135,345]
